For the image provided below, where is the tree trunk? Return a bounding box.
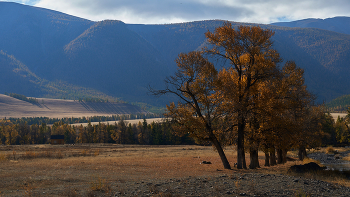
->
[282,149,287,164]
[269,148,277,166]
[249,147,260,169]
[264,152,270,166]
[211,136,231,169]
[277,149,283,164]
[243,150,247,169]
[298,146,307,161]
[237,119,246,169]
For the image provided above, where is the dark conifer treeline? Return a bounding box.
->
[4,113,163,126]
[0,119,194,145]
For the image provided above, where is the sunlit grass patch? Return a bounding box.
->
[342,153,350,161]
[302,157,323,166]
[326,146,336,154]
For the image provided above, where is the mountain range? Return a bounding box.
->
[1,2,350,108]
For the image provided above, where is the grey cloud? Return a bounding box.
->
[32,0,350,24]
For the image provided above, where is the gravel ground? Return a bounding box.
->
[106,172,350,197]
[308,151,350,166]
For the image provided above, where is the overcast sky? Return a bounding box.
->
[4,0,350,24]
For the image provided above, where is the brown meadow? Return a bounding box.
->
[0,144,349,196]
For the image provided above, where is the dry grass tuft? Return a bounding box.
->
[24,151,36,159]
[56,150,64,159]
[0,153,7,162]
[326,146,336,154]
[294,189,311,197]
[12,150,17,160]
[94,149,100,157]
[81,149,88,157]
[89,176,111,193]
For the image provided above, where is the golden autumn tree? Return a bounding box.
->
[150,51,232,169]
[276,61,320,161]
[250,61,323,164]
[206,23,281,169]
[153,22,322,170]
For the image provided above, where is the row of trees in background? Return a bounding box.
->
[326,94,350,113]
[150,23,329,169]
[323,108,350,146]
[3,113,163,126]
[0,110,348,147]
[0,119,193,145]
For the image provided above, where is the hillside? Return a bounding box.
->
[271,16,350,35]
[38,20,171,104]
[0,50,122,102]
[2,2,350,106]
[327,94,350,112]
[129,22,350,102]
[0,2,94,72]
[0,94,147,119]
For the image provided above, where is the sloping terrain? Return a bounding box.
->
[39,20,170,104]
[0,51,121,102]
[271,16,350,35]
[0,2,94,72]
[129,22,350,102]
[2,2,350,106]
[0,94,147,119]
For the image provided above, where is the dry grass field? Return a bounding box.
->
[0,144,306,196]
[1,145,350,196]
[5,144,350,197]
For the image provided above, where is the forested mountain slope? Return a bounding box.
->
[1,2,350,106]
[129,22,350,102]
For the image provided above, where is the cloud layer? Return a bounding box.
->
[5,0,350,24]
